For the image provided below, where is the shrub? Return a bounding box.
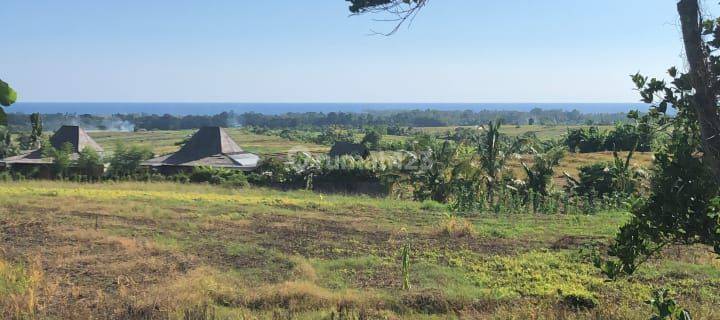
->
[604,123,653,152]
[189,166,249,187]
[522,147,565,197]
[76,147,104,181]
[247,157,297,186]
[647,288,692,320]
[361,129,382,150]
[566,126,606,153]
[575,162,616,197]
[0,126,18,158]
[438,216,475,238]
[43,142,73,179]
[572,150,642,200]
[106,144,153,179]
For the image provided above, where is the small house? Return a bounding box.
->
[142,127,259,174]
[0,125,104,178]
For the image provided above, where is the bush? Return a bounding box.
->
[604,123,653,152]
[247,157,297,186]
[566,126,606,153]
[189,166,249,187]
[573,152,640,200]
[567,123,653,153]
[575,163,617,197]
[438,216,475,238]
[647,288,692,320]
[43,142,73,179]
[361,129,382,150]
[106,144,153,179]
[76,147,104,181]
[0,126,18,158]
[560,291,597,310]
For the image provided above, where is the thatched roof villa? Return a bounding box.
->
[142,127,260,173]
[0,125,104,177]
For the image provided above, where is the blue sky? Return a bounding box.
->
[1,0,714,103]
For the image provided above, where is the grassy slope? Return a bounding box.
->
[89,129,329,156]
[0,181,718,319]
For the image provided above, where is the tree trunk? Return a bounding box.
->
[677,0,720,183]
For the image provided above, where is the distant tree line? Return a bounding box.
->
[6,108,630,132]
[241,108,629,129]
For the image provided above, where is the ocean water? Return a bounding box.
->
[8,102,649,115]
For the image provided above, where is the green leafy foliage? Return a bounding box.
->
[76,148,104,181]
[477,121,527,203]
[598,68,720,278]
[360,129,382,150]
[566,122,654,153]
[648,288,692,320]
[0,79,17,108]
[43,142,73,179]
[570,149,644,200]
[189,166,249,187]
[0,127,18,159]
[522,147,565,197]
[106,144,153,179]
[604,122,653,152]
[565,126,607,153]
[29,113,42,149]
[315,126,356,145]
[411,140,459,203]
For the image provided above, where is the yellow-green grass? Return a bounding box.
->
[89,128,328,156]
[509,151,655,186]
[0,180,718,319]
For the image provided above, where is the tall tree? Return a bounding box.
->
[676,0,720,183]
[30,113,43,149]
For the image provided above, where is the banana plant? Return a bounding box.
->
[477,121,527,203]
[522,147,565,197]
[411,140,458,203]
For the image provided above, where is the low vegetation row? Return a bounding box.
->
[0,120,647,220]
[5,107,629,132]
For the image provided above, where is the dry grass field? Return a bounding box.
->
[1,127,714,319]
[508,151,655,186]
[0,181,718,319]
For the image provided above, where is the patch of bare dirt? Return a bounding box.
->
[551,235,607,250]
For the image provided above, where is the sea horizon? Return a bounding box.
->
[8,102,650,116]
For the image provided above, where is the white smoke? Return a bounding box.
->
[47,116,135,132]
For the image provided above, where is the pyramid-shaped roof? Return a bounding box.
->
[50,125,104,153]
[176,127,243,158]
[0,125,103,165]
[142,127,259,170]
